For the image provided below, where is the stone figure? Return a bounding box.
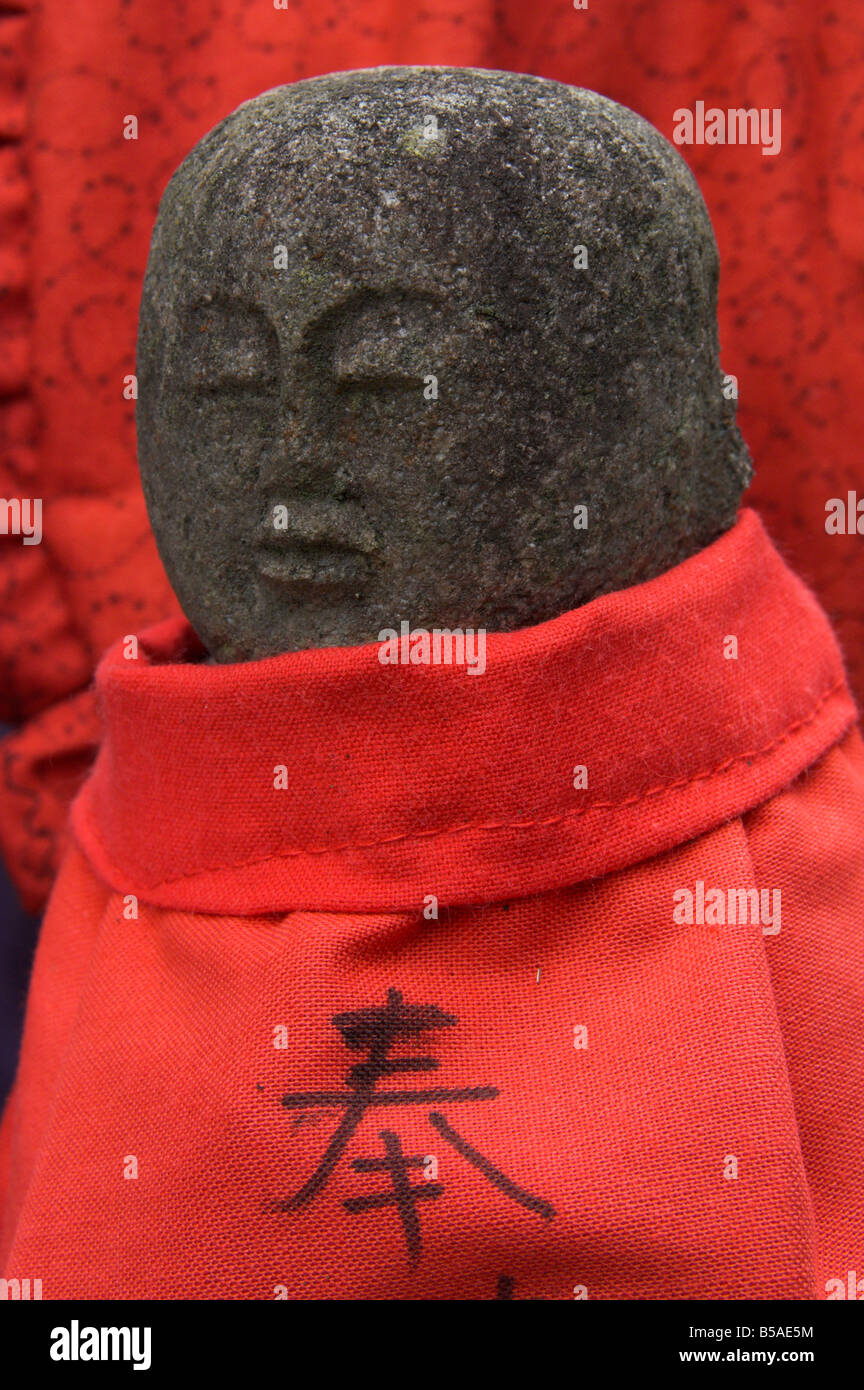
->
[137,66,750,663]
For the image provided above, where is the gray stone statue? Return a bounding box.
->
[136,66,751,664]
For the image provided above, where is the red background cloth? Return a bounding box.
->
[1,0,863,909]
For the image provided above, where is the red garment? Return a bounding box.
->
[1,509,862,1299]
[2,0,864,913]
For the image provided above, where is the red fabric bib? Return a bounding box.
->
[73,508,853,913]
[2,508,862,1299]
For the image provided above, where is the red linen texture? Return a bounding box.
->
[1,511,861,1299]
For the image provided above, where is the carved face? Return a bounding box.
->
[147,214,537,660]
[137,71,745,661]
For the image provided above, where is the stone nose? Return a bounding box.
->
[254,396,349,496]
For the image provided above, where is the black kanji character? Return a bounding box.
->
[275,987,555,1263]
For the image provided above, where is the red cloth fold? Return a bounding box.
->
[1,509,862,1299]
[74,509,855,913]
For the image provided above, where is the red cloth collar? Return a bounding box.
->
[72,509,856,914]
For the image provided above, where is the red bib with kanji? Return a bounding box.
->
[2,509,862,1300]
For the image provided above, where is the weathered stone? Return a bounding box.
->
[137,66,751,663]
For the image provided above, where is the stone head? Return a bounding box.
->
[137,67,750,661]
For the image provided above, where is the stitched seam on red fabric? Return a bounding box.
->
[730,812,821,1266]
[79,677,852,888]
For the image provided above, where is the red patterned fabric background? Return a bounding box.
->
[1,0,862,909]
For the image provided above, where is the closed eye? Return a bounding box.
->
[302,289,446,389]
[165,297,280,394]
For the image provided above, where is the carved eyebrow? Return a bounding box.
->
[166,297,279,386]
[300,288,443,346]
[299,290,448,384]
